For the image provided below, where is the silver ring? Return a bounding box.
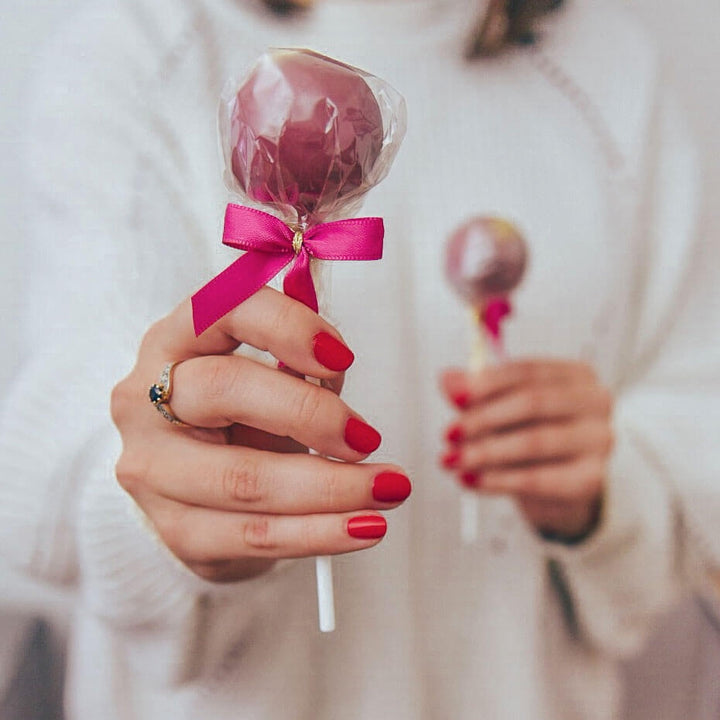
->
[148,362,191,427]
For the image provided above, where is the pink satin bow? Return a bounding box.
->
[191,204,384,335]
[481,298,512,341]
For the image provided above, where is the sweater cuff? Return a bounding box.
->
[540,418,680,656]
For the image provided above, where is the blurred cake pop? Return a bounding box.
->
[445,216,527,344]
[444,216,528,544]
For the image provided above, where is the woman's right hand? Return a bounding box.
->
[111,287,411,583]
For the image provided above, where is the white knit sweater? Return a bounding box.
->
[2,0,719,718]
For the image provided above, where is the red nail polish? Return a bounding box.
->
[441,449,461,469]
[445,424,465,444]
[344,417,382,454]
[460,472,478,488]
[313,332,354,371]
[372,472,412,503]
[460,471,483,489]
[347,515,387,539]
[452,391,470,409]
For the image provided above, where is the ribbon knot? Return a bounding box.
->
[191,204,384,336]
[292,228,304,255]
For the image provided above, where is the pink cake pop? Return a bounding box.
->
[445,216,527,352]
[229,49,385,224]
[198,49,407,632]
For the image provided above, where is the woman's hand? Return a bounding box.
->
[440,360,613,541]
[111,288,411,583]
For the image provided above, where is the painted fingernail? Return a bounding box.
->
[441,449,461,469]
[347,515,387,539]
[451,391,470,409]
[344,417,382,454]
[313,332,354,371]
[372,472,412,503]
[460,472,481,489]
[445,424,465,444]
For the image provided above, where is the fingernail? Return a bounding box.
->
[445,424,465,444]
[313,332,354,371]
[451,391,470,409]
[372,472,412,503]
[344,417,382,454]
[441,449,461,469]
[347,515,387,539]
[460,471,481,489]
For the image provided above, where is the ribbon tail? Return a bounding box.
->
[191,251,291,335]
[482,298,512,340]
[283,249,319,313]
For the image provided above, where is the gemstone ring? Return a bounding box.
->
[148,362,191,427]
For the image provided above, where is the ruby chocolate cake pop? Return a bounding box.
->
[229,49,386,224]
[445,216,527,345]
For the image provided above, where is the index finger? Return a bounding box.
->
[142,288,354,380]
[441,360,596,406]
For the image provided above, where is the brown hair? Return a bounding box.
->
[465,0,564,58]
[261,0,565,57]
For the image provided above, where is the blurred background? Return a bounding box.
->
[1,1,719,717]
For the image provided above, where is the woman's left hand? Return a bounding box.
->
[440,360,614,541]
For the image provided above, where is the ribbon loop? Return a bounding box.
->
[191,204,384,336]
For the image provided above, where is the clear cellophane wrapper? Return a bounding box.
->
[218,48,407,229]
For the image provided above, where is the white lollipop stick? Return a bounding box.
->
[315,555,336,632]
[460,309,505,544]
[309,262,336,632]
[307,373,336,632]
[461,311,486,544]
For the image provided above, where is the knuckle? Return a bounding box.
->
[189,563,223,582]
[317,466,340,511]
[517,467,544,496]
[115,453,146,497]
[220,457,263,505]
[597,387,614,416]
[154,512,190,559]
[575,474,603,504]
[523,388,547,417]
[268,297,297,342]
[577,362,597,383]
[604,427,615,454]
[242,516,277,553]
[511,360,533,383]
[298,515,318,555]
[559,479,586,503]
[565,461,604,502]
[523,428,549,457]
[202,357,235,403]
[290,384,324,430]
[593,423,615,456]
[140,318,167,354]
[110,376,134,428]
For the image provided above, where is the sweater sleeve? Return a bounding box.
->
[0,1,292,681]
[542,88,720,658]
